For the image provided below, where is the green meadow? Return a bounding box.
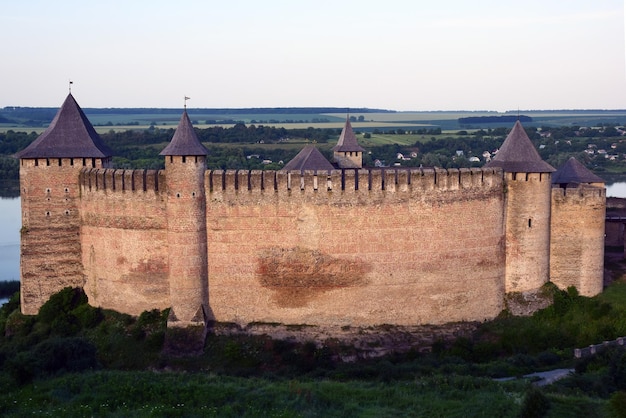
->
[3,108,626,135]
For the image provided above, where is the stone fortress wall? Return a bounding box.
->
[77,166,507,326]
[17,94,607,331]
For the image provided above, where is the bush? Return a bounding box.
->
[6,337,98,384]
[4,310,36,337]
[38,287,87,324]
[609,391,626,418]
[73,304,104,329]
[519,387,550,418]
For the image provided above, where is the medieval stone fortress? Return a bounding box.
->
[16,93,606,333]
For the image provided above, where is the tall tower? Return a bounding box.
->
[550,157,605,296]
[485,121,555,293]
[16,93,112,314]
[333,117,365,168]
[160,109,209,338]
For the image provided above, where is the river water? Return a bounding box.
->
[0,197,20,282]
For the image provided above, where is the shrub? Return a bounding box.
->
[4,310,36,337]
[609,391,626,418]
[72,304,104,329]
[519,386,550,418]
[38,287,87,324]
[6,337,98,384]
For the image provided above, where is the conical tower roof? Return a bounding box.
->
[282,145,334,172]
[484,120,554,173]
[160,110,208,156]
[552,157,604,184]
[16,93,112,159]
[332,117,366,153]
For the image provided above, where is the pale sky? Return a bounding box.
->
[2,0,625,111]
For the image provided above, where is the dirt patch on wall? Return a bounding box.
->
[257,247,371,308]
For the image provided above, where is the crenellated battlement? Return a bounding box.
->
[207,167,503,194]
[551,184,606,199]
[80,168,164,193]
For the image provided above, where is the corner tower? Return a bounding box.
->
[160,110,210,337]
[550,157,605,296]
[485,121,555,293]
[16,93,112,314]
[333,117,365,168]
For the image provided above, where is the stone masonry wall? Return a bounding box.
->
[206,167,506,326]
[550,185,606,296]
[20,158,105,315]
[503,172,552,293]
[79,168,170,315]
[164,156,209,325]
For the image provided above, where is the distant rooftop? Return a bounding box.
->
[16,93,112,159]
[484,120,554,173]
[282,145,334,172]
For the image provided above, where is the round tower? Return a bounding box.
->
[550,157,605,296]
[485,121,555,293]
[16,93,112,314]
[160,109,209,333]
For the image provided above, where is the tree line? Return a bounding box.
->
[1,122,626,182]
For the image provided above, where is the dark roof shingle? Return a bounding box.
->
[552,157,604,184]
[484,120,555,173]
[282,145,334,172]
[333,118,366,153]
[159,110,208,156]
[16,93,112,159]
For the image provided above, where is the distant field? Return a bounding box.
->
[2,109,626,135]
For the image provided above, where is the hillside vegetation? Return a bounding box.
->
[2,254,626,416]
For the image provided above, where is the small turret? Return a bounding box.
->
[333,117,365,168]
[485,121,555,293]
[17,93,113,314]
[160,109,210,352]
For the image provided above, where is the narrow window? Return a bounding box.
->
[182,156,187,163]
[528,219,532,228]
